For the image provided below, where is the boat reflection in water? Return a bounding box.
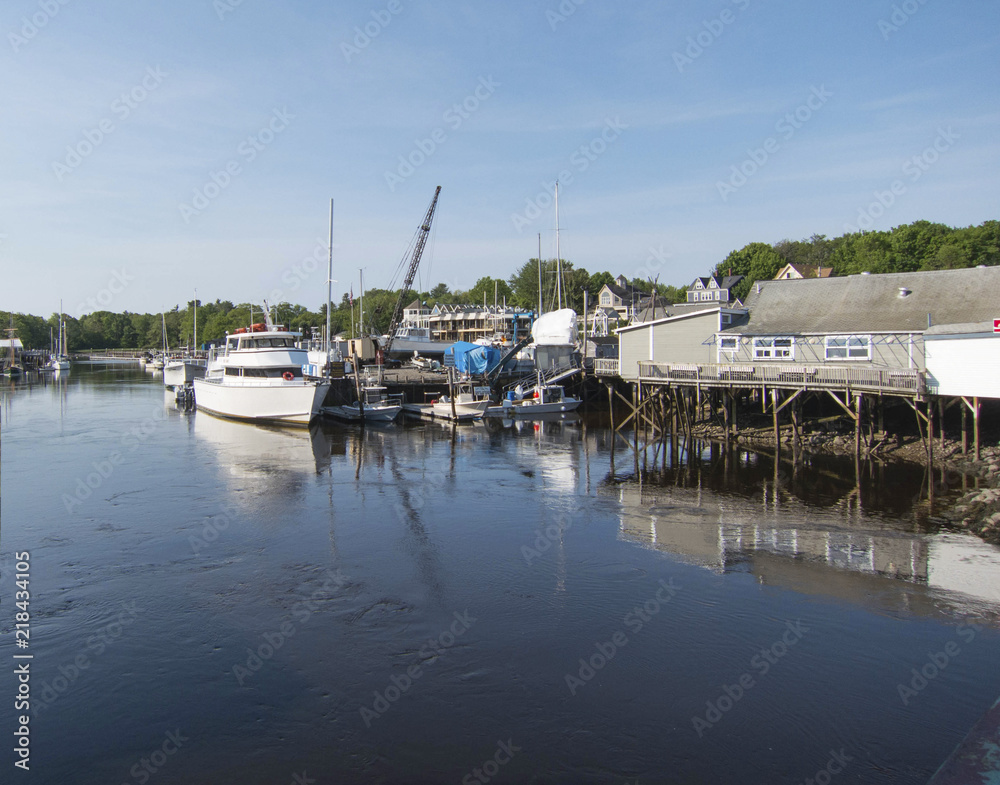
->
[606,437,1000,615]
[193,409,339,501]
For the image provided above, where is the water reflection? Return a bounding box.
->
[605,437,1000,616]
[192,410,337,493]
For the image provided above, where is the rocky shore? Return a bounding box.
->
[683,414,1000,546]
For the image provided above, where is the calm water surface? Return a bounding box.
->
[2,367,1000,784]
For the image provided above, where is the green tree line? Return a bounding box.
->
[5,220,995,349]
[715,220,999,301]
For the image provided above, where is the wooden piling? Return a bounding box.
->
[352,354,365,424]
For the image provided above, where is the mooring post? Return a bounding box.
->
[722,390,730,449]
[927,401,934,470]
[791,395,801,458]
[854,392,862,460]
[447,367,457,421]
[607,383,615,432]
[974,396,980,462]
[938,398,945,453]
[961,402,967,456]
[772,388,780,460]
[352,353,365,424]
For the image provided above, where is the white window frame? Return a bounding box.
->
[824,335,871,361]
[717,335,740,361]
[752,336,795,360]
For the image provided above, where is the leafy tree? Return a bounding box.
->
[714,242,785,300]
[466,276,514,308]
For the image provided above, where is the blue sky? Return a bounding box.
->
[3,0,998,317]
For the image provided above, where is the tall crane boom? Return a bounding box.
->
[382,185,442,356]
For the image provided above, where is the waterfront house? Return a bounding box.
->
[924,321,1000,398]
[685,274,744,305]
[773,263,833,280]
[596,276,651,321]
[616,305,749,379]
[428,304,534,344]
[715,267,1000,376]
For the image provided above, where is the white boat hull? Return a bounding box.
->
[163,360,206,387]
[384,337,452,357]
[488,398,582,417]
[193,377,330,425]
[322,403,402,423]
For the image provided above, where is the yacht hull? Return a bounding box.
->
[193,378,330,425]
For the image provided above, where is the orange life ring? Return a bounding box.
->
[282,371,294,381]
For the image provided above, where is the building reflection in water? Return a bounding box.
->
[604,437,1000,614]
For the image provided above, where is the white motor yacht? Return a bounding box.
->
[193,321,330,426]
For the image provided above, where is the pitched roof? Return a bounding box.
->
[603,279,644,300]
[776,263,833,279]
[734,267,1000,335]
[690,274,743,290]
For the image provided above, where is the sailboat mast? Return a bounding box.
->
[537,233,543,318]
[555,180,562,310]
[359,269,365,337]
[193,289,198,352]
[326,199,334,355]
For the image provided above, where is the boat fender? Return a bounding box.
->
[282,371,294,381]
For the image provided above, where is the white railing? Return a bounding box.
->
[635,361,924,395]
[594,358,620,376]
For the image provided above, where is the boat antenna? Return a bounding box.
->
[326,199,334,354]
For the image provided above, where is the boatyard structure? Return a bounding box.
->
[598,266,1000,466]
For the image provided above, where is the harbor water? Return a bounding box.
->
[3,366,1000,784]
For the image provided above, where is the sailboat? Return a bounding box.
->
[151,313,168,369]
[164,295,206,387]
[2,316,23,377]
[48,303,70,371]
